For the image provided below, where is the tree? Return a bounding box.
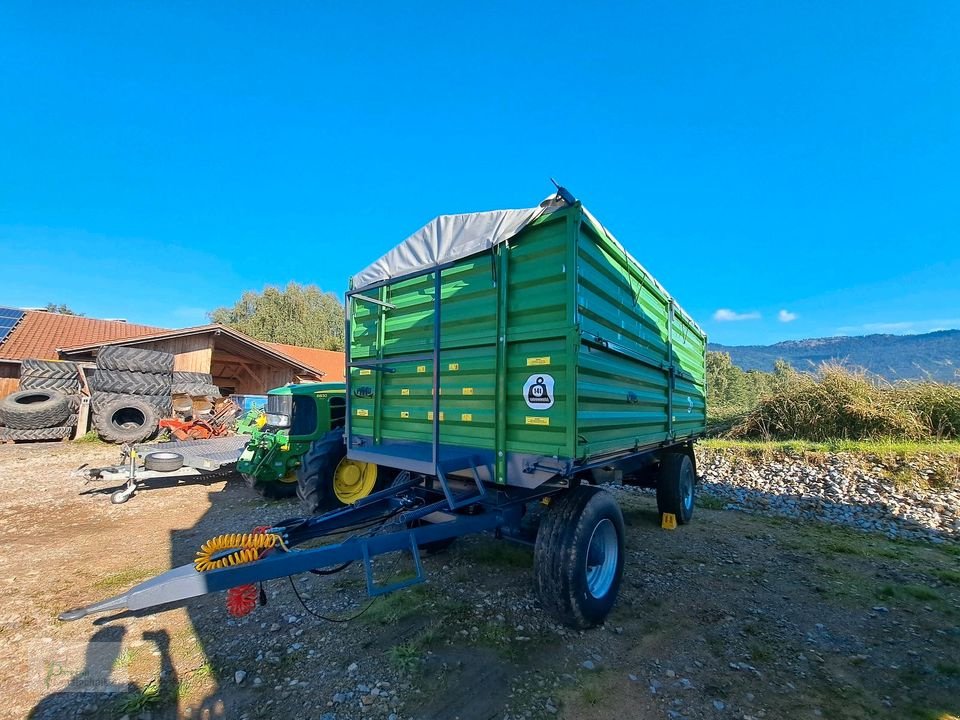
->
[210,282,345,351]
[44,303,83,316]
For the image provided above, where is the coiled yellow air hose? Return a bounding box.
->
[194,532,289,573]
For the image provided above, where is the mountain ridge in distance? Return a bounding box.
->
[709,329,960,383]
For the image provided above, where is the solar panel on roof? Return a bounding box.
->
[0,307,25,344]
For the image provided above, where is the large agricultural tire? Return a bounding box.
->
[90,369,173,396]
[96,346,174,374]
[0,389,71,429]
[243,472,299,500]
[296,428,347,514]
[534,485,625,629]
[173,382,221,397]
[173,371,213,384]
[656,451,696,525]
[91,391,172,418]
[144,451,184,472]
[19,375,81,392]
[0,424,74,442]
[93,396,159,444]
[19,358,80,379]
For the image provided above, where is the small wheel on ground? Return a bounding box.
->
[656,450,696,525]
[144,451,184,472]
[534,485,625,629]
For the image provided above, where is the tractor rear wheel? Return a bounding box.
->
[296,428,348,514]
[534,485,625,629]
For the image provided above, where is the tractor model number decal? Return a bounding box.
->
[525,416,550,426]
[523,374,555,410]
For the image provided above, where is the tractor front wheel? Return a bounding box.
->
[296,428,348,513]
[243,472,298,500]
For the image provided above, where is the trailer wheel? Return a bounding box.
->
[296,428,347,513]
[243,472,299,500]
[656,451,696,525]
[534,486,625,629]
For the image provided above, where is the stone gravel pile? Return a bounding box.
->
[694,448,960,543]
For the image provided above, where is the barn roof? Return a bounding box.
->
[0,311,163,362]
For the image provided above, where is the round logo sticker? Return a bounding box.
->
[523,374,555,410]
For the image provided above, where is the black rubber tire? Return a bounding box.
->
[534,485,625,629]
[172,382,221,397]
[91,391,173,418]
[296,427,347,514]
[173,371,213,384]
[656,451,696,525]
[144,451,184,472]
[19,358,80,379]
[0,424,73,441]
[93,396,159,444]
[18,375,81,392]
[96,346,174,374]
[0,389,71,429]
[90,369,172,396]
[243,472,299,500]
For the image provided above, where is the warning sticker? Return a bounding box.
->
[523,374,555,410]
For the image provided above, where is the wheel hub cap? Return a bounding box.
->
[333,459,378,504]
[585,518,618,599]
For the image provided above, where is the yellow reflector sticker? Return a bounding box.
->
[661,513,677,530]
[525,416,549,426]
[461,413,473,422]
[462,387,474,395]
[400,411,409,418]
[358,369,372,376]
[401,388,410,396]
[527,356,551,366]
[427,411,445,421]
[356,409,369,417]
[417,365,426,373]
[448,362,460,371]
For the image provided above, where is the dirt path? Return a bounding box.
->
[0,442,957,720]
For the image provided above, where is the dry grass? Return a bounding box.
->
[727,364,960,441]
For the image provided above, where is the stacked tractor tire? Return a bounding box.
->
[0,359,82,441]
[90,347,175,444]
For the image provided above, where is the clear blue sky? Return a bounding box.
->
[1,2,957,346]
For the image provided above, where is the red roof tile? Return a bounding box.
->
[267,343,345,381]
[0,311,164,362]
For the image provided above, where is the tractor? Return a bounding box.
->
[236,381,392,508]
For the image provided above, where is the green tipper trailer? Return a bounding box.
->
[62,187,708,631]
[346,192,706,492]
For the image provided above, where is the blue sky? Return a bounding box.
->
[1,1,957,346]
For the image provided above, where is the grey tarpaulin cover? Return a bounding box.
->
[351,206,547,291]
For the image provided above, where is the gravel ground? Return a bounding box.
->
[0,441,957,720]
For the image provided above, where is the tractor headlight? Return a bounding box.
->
[266,413,291,427]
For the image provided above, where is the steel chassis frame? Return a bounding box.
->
[60,468,561,622]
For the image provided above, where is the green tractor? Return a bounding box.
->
[237,381,390,510]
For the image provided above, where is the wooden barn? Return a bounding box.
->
[0,309,344,399]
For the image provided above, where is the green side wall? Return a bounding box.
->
[348,204,706,482]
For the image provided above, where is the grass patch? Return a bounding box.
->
[935,661,960,678]
[117,678,165,713]
[696,494,726,510]
[876,583,943,604]
[460,540,533,569]
[94,567,160,591]
[387,641,422,674]
[935,570,960,586]
[701,438,960,456]
[74,431,105,444]
[362,583,453,625]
